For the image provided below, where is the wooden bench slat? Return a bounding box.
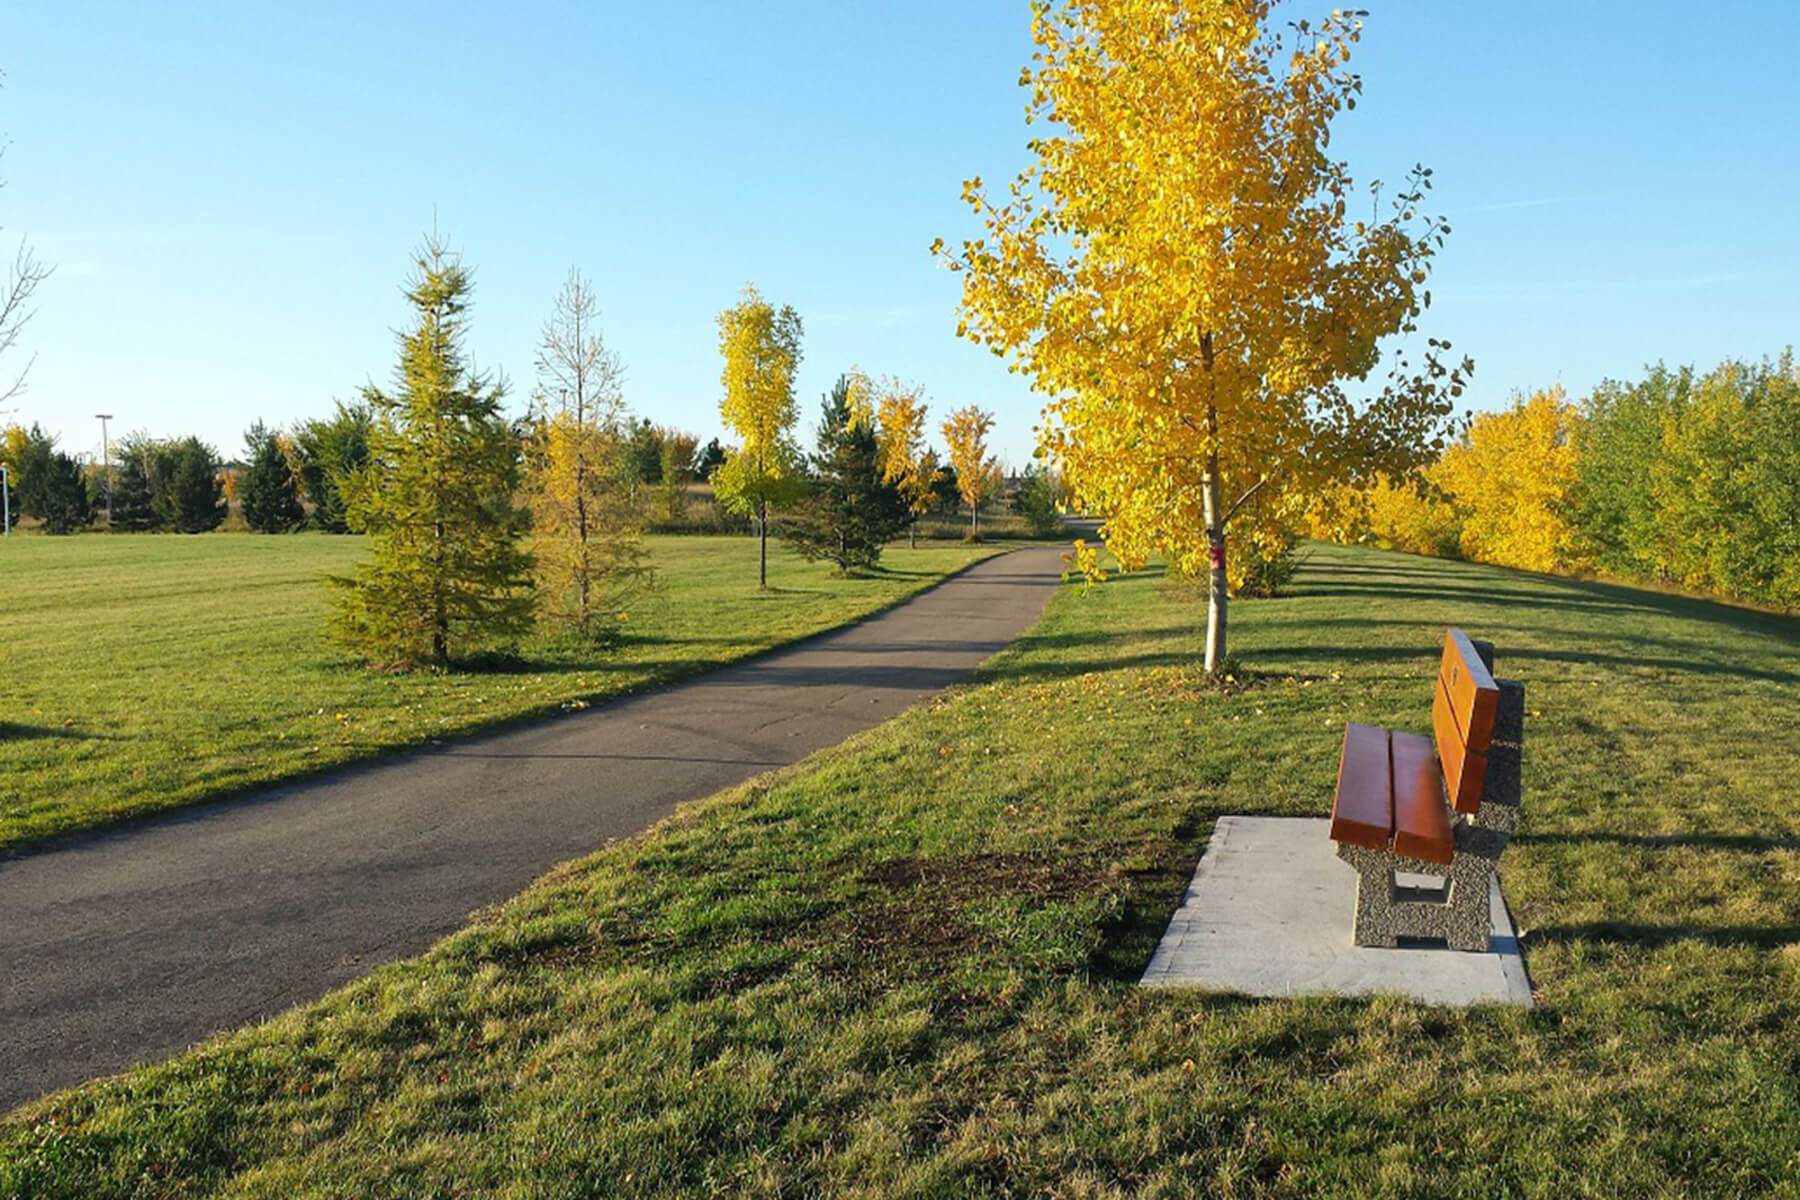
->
[1439,630,1500,753]
[1432,675,1490,814]
[1391,730,1454,865]
[1329,722,1392,852]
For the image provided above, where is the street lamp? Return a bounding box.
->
[95,413,115,527]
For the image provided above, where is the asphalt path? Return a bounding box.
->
[0,544,1071,1111]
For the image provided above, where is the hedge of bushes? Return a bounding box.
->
[1311,351,1800,610]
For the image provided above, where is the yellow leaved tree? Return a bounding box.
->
[713,286,805,589]
[935,0,1470,669]
[874,378,944,547]
[1433,388,1579,573]
[526,269,653,637]
[941,405,1000,539]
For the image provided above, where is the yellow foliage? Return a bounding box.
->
[1432,388,1579,572]
[934,0,1468,665]
[527,412,653,633]
[874,379,944,521]
[941,405,1001,535]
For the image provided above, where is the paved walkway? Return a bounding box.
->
[0,545,1069,1111]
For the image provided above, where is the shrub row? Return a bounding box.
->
[1310,351,1800,610]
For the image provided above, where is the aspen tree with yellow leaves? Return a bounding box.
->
[1433,388,1580,573]
[936,0,1471,670]
[713,286,805,588]
[875,378,944,547]
[941,405,1000,539]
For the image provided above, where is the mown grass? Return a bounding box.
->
[0,533,1005,851]
[5,541,1800,1197]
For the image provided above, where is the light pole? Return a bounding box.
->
[95,413,115,527]
[2,463,10,536]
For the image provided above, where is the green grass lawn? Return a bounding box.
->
[0,533,1005,851]
[6,541,1800,1197]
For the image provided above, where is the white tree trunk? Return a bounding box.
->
[1201,455,1227,673]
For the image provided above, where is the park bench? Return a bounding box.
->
[1328,629,1526,952]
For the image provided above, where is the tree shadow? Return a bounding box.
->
[1525,921,1800,952]
[0,721,121,742]
[1516,831,1800,853]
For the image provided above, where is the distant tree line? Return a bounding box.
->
[1310,351,1800,611]
[1,235,1034,673]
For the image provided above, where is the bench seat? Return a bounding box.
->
[1328,723,1454,866]
[1325,629,1525,951]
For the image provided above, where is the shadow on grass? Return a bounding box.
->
[1526,921,1800,951]
[1248,642,1799,686]
[0,721,120,742]
[1301,550,1800,640]
[1517,831,1800,853]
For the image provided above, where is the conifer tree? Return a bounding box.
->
[109,435,160,531]
[13,424,91,533]
[239,421,304,533]
[162,437,226,533]
[329,235,533,669]
[783,375,908,572]
[526,268,651,638]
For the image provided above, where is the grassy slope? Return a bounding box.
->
[0,534,1003,850]
[5,542,1800,1198]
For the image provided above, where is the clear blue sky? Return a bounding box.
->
[7,1,1797,467]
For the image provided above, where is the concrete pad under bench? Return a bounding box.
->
[1141,816,1533,1008]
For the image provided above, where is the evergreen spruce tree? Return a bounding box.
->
[329,235,533,669]
[239,421,304,533]
[14,424,92,533]
[782,375,908,572]
[164,437,226,533]
[110,437,161,531]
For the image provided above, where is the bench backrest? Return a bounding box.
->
[1431,629,1500,814]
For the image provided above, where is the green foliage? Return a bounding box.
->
[13,424,92,534]
[159,437,226,534]
[624,418,663,485]
[238,422,304,534]
[329,237,535,670]
[1010,463,1066,537]
[107,435,160,532]
[1572,352,1800,608]
[781,375,909,572]
[293,401,372,533]
[1569,366,1688,578]
[694,437,726,481]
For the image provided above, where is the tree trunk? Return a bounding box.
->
[758,498,768,590]
[1201,452,1227,674]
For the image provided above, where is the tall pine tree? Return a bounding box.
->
[162,437,226,533]
[240,421,304,533]
[109,435,160,531]
[329,235,533,669]
[782,375,908,572]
